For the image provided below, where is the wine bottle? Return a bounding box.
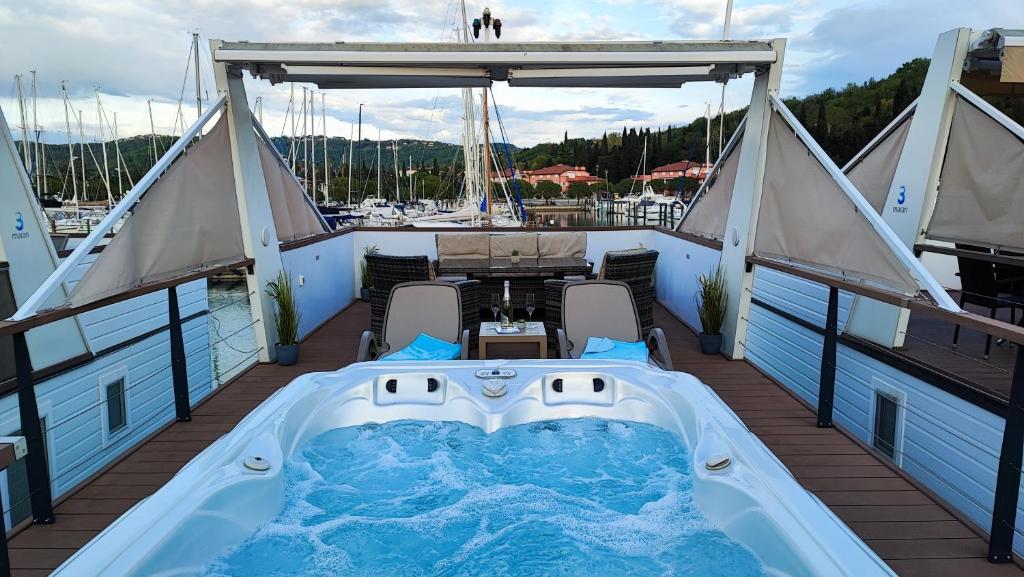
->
[501,280,513,328]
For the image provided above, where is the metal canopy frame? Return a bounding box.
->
[213,40,778,89]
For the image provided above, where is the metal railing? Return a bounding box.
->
[746,255,1024,564]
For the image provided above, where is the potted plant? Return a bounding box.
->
[510,249,521,264]
[266,270,301,366]
[360,245,378,302]
[695,265,728,355]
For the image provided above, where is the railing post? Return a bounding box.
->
[816,286,839,428]
[167,287,191,422]
[12,333,54,523]
[0,481,9,577]
[989,345,1024,562]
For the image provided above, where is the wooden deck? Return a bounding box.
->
[903,297,1017,400]
[9,302,1022,577]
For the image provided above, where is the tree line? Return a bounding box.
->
[22,57,1024,205]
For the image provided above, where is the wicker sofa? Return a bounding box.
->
[434,231,589,315]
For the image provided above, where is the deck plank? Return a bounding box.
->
[6,301,1020,576]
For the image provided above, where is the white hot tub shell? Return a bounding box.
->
[54,360,896,577]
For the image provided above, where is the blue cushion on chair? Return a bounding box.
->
[381,332,462,361]
[580,337,648,362]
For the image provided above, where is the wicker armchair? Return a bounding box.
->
[365,254,480,345]
[598,249,658,338]
[545,249,659,342]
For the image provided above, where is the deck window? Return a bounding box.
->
[105,378,127,436]
[873,392,899,460]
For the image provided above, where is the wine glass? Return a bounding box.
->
[526,293,536,322]
[490,293,500,323]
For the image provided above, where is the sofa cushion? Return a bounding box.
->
[489,233,539,257]
[436,233,489,260]
[538,231,587,258]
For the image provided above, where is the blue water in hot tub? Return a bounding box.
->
[201,419,765,577]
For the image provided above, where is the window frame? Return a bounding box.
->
[98,366,131,446]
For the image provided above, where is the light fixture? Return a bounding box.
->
[472,18,481,38]
[493,18,502,39]
[482,7,492,28]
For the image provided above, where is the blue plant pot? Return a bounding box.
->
[276,343,300,366]
[699,333,722,355]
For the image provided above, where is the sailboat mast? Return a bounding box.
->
[148,99,158,164]
[377,131,381,200]
[14,75,31,174]
[77,109,86,202]
[704,103,711,167]
[322,93,329,205]
[483,91,491,223]
[302,86,309,193]
[31,70,41,194]
[718,0,733,160]
[193,32,202,118]
[289,83,297,171]
[311,91,317,200]
[95,89,112,206]
[113,112,123,199]
[392,142,400,203]
[347,123,354,206]
[409,155,413,201]
[61,81,78,204]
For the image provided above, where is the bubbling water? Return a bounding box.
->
[201,419,765,577]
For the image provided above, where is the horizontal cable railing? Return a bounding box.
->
[745,255,1024,564]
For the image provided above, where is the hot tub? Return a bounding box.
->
[54,360,895,576]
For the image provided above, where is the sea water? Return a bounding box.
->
[201,419,765,577]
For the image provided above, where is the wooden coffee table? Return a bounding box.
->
[478,322,548,359]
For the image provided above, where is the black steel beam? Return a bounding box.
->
[12,333,54,523]
[989,345,1024,562]
[816,286,839,428]
[167,288,191,422]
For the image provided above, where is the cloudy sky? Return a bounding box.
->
[0,0,1019,147]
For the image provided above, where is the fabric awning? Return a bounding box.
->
[846,112,913,214]
[257,136,328,241]
[753,109,919,294]
[679,135,743,240]
[1002,46,1024,83]
[69,116,246,306]
[926,95,1024,251]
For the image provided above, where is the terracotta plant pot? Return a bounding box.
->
[698,333,722,355]
[276,343,299,366]
[511,255,521,264]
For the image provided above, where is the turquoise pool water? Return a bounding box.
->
[202,419,765,577]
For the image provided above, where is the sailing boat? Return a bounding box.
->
[620,136,685,220]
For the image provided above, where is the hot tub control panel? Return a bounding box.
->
[475,368,517,379]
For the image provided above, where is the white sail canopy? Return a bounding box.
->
[753,109,919,294]
[69,116,245,306]
[679,135,743,240]
[257,136,328,241]
[846,113,913,214]
[926,95,1024,251]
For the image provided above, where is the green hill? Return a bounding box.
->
[20,57,1024,203]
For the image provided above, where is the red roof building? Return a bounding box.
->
[521,164,599,191]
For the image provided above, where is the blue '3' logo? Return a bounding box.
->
[897,186,906,205]
[15,212,24,231]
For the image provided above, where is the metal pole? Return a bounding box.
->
[167,287,191,422]
[322,93,329,205]
[147,99,158,164]
[989,345,1024,562]
[0,480,10,577]
[61,82,78,205]
[347,123,354,206]
[12,333,54,523]
[31,70,40,195]
[816,286,839,428]
[193,32,202,119]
